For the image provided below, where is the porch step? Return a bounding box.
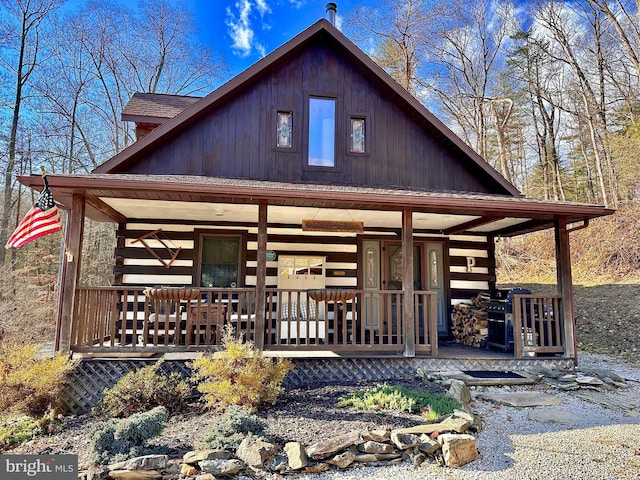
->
[435,370,540,386]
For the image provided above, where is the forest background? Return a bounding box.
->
[0,0,638,357]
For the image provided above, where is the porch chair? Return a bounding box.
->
[280,300,325,343]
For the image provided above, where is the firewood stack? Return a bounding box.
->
[451,293,489,348]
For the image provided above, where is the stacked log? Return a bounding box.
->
[451,294,489,348]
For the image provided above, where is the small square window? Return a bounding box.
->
[350,117,365,153]
[277,111,292,147]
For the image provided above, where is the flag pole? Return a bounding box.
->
[40,167,73,262]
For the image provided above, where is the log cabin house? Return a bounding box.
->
[19,11,613,406]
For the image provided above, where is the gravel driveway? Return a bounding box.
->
[303,354,640,480]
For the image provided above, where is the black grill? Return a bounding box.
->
[486,288,531,351]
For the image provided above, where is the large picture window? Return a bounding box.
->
[199,235,242,287]
[308,97,335,167]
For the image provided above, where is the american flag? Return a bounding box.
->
[5,177,62,249]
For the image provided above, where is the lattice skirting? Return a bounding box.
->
[62,356,575,414]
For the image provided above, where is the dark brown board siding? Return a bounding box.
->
[120,40,508,195]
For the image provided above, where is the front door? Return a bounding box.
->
[381,241,447,337]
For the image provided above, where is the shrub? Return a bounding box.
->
[196,405,267,451]
[0,343,75,417]
[337,384,460,420]
[89,405,168,465]
[97,362,190,417]
[190,326,293,411]
[0,416,60,451]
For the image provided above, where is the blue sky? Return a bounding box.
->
[183,1,358,76]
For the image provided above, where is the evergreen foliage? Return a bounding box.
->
[97,362,191,417]
[190,325,293,411]
[0,343,75,417]
[0,416,60,451]
[196,405,267,451]
[337,384,460,421]
[88,406,168,465]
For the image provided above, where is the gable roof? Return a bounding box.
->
[93,19,521,197]
[121,92,201,124]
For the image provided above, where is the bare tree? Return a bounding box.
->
[426,0,514,159]
[0,0,61,265]
[534,0,617,206]
[346,0,443,95]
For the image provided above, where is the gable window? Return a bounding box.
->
[198,234,242,288]
[277,111,292,147]
[350,117,365,153]
[308,97,335,167]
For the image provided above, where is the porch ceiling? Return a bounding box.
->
[18,173,614,237]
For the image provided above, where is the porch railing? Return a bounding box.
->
[71,287,438,355]
[512,294,564,358]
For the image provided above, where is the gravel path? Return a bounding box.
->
[9,354,640,479]
[300,354,640,480]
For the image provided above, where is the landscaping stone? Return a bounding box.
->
[108,455,168,472]
[284,441,308,469]
[326,449,356,468]
[418,435,441,454]
[107,470,162,480]
[199,459,244,476]
[194,474,216,480]
[183,449,230,464]
[410,451,427,467]
[528,409,584,425]
[235,437,278,467]
[362,428,390,442]
[306,431,362,460]
[438,433,478,468]
[477,392,564,407]
[354,452,402,463]
[358,440,395,454]
[180,463,199,476]
[390,431,419,450]
[448,379,471,404]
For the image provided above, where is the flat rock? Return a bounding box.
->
[357,440,394,454]
[575,375,606,386]
[108,455,168,472]
[528,409,584,425]
[199,459,244,476]
[354,453,402,463]
[477,392,563,407]
[390,431,419,449]
[362,428,390,442]
[326,449,356,469]
[107,471,162,480]
[306,431,362,460]
[183,449,231,464]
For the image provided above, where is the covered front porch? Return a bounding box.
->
[17,174,613,363]
[72,285,565,360]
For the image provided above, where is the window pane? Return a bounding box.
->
[201,236,239,287]
[351,117,365,153]
[308,98,335,167]
[277,111,292,147]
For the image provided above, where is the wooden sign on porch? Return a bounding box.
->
[132,229,181,268]
[302,219,364,233]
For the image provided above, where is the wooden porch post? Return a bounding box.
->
[254,202,267,349]
[555,218,577,360]
[56,194,85,353]
[402,208,415,357]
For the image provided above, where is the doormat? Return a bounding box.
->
[462,370,525,379]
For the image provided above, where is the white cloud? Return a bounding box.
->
[226,0,272,58]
